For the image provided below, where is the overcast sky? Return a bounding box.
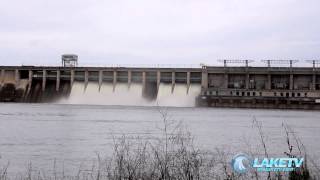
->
[0,0,319,66]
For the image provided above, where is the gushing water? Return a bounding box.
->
[101,82,151,106]
[64,82,149,106]
[61,82,200,107]
[156,83,201,107]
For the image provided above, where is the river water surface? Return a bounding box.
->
[0,103,320,174]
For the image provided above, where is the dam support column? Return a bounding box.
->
[27,70,33,94]
[15,69,20,86]
[290,74,293,90]
[201,68,208,91]
[312,74,316,90]
[128,70,132,89]
[84,70,88,91]
[70,70,75,87]
[312,63,316,90]
[42,70,46,91]
[0,69,5,85]
[187,72,190,94]
[245,63,249,89]
[171,71,175,93]
[267,74,271,90]
[98,70,103,91]
[113,71,117,92]
[246,74,249,89]
[142,72,146,93]
[56,70,60,92]
[157,71,160,91]
[223,74,228,89]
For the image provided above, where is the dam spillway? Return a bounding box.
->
[62,82,200,106]
[1,65,320,109]
[0,66,203,107]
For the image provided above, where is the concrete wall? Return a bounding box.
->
[249,74,268,90]
[208,74,225,88]
[293,75,312,90]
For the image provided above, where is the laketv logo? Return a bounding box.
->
[231,153,304,173]
[231,154,251,173]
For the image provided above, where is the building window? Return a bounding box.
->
[280,92,284,97]
[230,91,233,95]
[259,92,262,96]
[253,92,256,96]
[242,92,245,96]
[236,92,239,96]
[247,92,250,96]
[305,93,307,97]
[297,93,301,97]
[274,92,277,96]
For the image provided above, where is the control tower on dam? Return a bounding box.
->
[1,59,320,109]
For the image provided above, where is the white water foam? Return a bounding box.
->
[156,83,201,107]
[62,82,150,106]
[60,82,200,107]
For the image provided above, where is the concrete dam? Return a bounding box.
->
[1,63,320,109]
[0,66,202,106]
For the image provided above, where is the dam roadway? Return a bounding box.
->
[1,65,320,109]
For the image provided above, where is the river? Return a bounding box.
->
[0,103,319,174]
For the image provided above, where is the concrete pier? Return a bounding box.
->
[42,70,46,91]
[187,72,190,94]
[313,74,316,90]
[267,74,271,90]
[70,70,75,87]
[142,71,146,93]
[171,71,175,93]
[128,70,132,89]
[201,68,208,90]
[157,71,161,91]
[224,74,228,89]
[290,74,293,90]
[113,71,117,92]
[27,70,33,94]
[0,69,4,84]
[98,70,103,91]
[245,74,249,89]
[84,70,89,91]
[56,70,60,91]
[15,69,20,86]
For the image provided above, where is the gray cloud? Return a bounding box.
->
[0,0,319,66]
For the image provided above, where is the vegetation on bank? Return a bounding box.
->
[0,109,319,180]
